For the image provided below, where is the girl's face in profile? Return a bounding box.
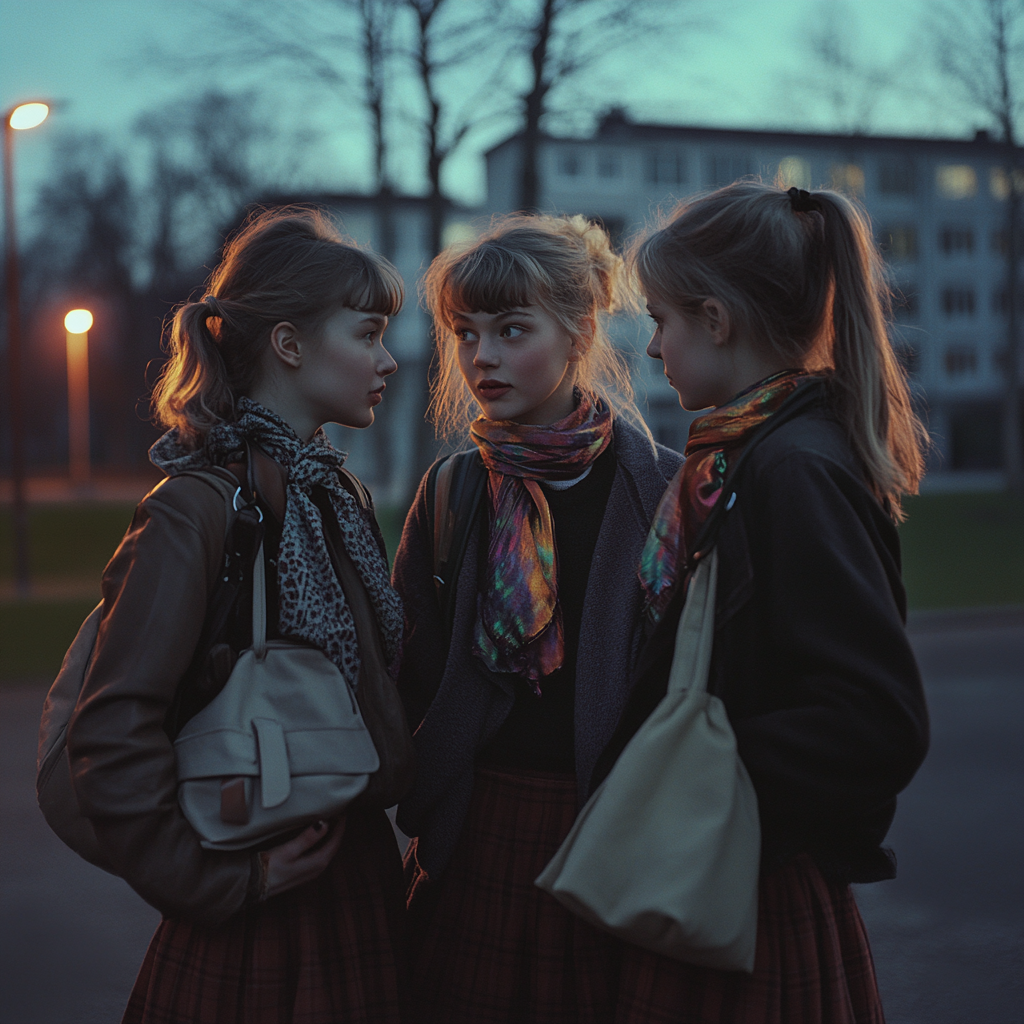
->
[453,304,579,425]
[298,306,398,429]
[645,295,729,411]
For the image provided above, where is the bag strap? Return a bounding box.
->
[427,450,488,636]
[666,549,718,698]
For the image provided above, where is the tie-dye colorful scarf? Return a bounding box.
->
[470,392,613,691]
[639,370,813,624]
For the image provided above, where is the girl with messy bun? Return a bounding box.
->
[392,214,683,1021]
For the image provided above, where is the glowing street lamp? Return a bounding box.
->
[64,309,93,486]
[4,101,51,597]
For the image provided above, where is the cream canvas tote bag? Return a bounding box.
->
[535,549,761,972]
[175,539,379,850]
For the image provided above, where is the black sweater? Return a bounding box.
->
[478,444,618,772]
[592,387,929,884]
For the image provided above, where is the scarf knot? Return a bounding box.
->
[639,370,813,624]
[150,398,403,685]
[469,393,613,690]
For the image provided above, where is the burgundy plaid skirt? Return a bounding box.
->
[407,766,885,1024]
[123,808,408,1024]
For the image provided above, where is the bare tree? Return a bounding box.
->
[508,0,711,211]
[930,0,1024,494]
[788,0,904,134]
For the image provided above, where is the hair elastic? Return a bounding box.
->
[787,186,820,213]
[202,294,223,318]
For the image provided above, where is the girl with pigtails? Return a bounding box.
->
[391,214,683,1022]
[67,209,411,1024]
[587,182,930,1022]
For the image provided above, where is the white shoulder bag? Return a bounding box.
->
[535,549,761,972]
[174,535,379,850]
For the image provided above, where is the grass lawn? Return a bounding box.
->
[2,491,1020,680]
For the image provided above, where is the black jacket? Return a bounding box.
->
[592,385,929,884]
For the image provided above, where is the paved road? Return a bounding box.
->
[1,621,1021,1024]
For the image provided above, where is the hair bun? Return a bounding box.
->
[559,214,626,313]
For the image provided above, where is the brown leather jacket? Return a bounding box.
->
[68,472,255,924]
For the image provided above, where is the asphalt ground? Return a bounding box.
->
[1,616,1021,1024]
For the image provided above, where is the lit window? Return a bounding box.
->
[645,150,688,186]
[939,226,975,254]
[990,166,1024,200]
[777,156,812,190]
[558,150,583,177]
[879,158,916,195]
[597,151,622,178]
[941,286,976,316]
[936,164,977,199]
[705,152,752,187]
[879,225,918,261]
[829,163,865,195]
[944,345,977,375]
[442,221,478,249]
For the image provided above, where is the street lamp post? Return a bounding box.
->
[3,101,49,598]
[64,309,93,487]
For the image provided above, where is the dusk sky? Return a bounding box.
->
[1,0,987,225]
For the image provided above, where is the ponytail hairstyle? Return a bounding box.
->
[152,206,404,444]
[423,213,651,442]
[631,181,926,515]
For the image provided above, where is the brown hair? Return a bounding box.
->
[423,213,650,441]
[631,182,926,514]
[152,206,404,443]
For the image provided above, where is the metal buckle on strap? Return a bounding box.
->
[232,486,264,522]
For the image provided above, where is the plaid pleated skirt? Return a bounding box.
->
[407,766,885,1024]
[123,808,409,1024]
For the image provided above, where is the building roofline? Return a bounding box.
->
[485,123,1022,158]
[250,190,477,214]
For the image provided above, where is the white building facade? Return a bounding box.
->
[485,114,1023,483]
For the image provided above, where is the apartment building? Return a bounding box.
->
[485,112,1023,482]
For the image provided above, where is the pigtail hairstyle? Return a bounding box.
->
[423,213,651,443]
[152,206,404,445]
[632,182,926,515]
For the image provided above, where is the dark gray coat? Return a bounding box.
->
[393,418,683,879]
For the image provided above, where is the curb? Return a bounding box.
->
[906,605,1024,633]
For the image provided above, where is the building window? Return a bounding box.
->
[990,166,1024,200]
[597,150,622,178]
[993,287,1024,315]
[893,286,919,319]
[944,345,978,375]
[646,150,688,186]
[777,156,811,190]
[879,225,918,261]
[879,158,916,195]
[704,152,751,187]
[941,286,976,316]
[939,226,975,254]
[895,342,921,374]
[829,163,865,195]
[936,164,978,199]
[558,150,583,177]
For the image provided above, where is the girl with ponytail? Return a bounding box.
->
[391,214,683,1022]
[68,208,410,1024]
[588,181,930,1022]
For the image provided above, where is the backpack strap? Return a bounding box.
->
[427,450,488,636]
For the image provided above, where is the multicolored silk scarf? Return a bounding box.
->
[639,370,813,624]
[149,398,404,689]
[470,392,613,691]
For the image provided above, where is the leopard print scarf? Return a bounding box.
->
[149,398,403,687]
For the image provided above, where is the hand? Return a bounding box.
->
[259,818,346,901]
